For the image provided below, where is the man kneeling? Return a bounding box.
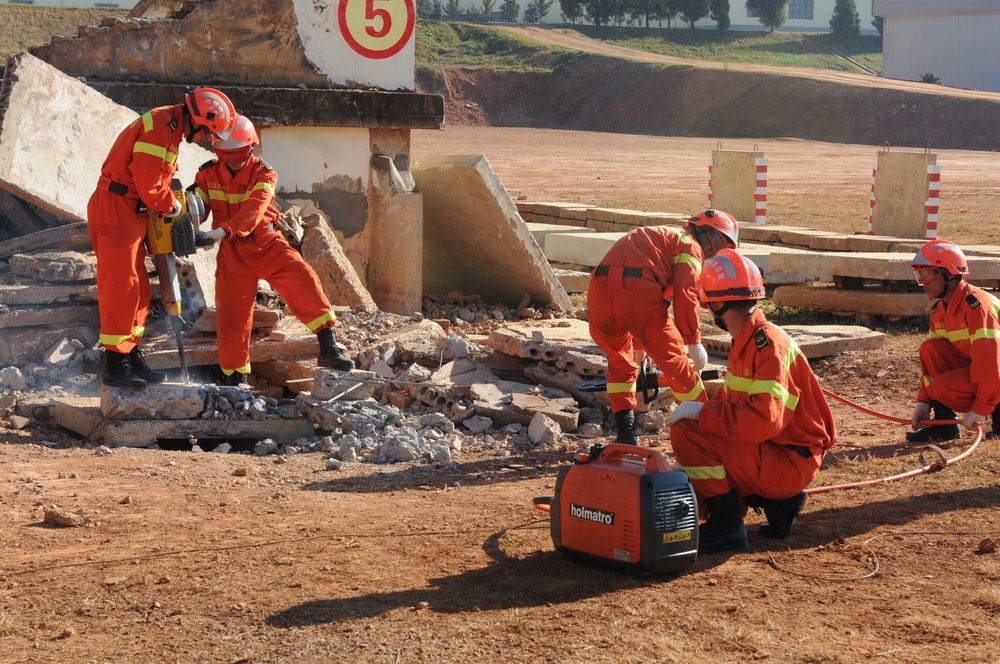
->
[666,250,837,554]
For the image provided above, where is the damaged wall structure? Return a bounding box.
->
[33,0,440,315]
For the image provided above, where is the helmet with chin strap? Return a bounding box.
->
[686,209,739,258]
[699,249,765,304]
[213,115,258,168]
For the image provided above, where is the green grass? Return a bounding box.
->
[0,5,129,59]
[416,21,882,75]
[569,25,883,73]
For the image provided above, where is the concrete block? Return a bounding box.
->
[543,231,624,267]
[703,324,886,359]
[469,379,578,431]
[0,54,211,223]
[8,251,95,282]
[0,222,91,261]
[554,268,591,294]
[0,305,99,329]
[412,154,571,312]
[586,208,620,223]
[487,319,601,360]
[526,221,594,248]
[0,282,97,305]
[768,251,1000,281]
[299,206,377,312]
[101,383,207,419]
[738,244,833,284]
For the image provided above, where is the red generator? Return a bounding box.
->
[538,443,698,574]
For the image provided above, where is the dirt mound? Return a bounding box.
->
[430,32,1000,151]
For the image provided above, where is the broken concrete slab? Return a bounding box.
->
[192,309,283,334]
[8,251,96,282]
[310,369,378,402]
[298,205,378,312]
[468,380,579,432]
[0,282,97,305]
[0,54,211,223]
[53,399,315,447]
[543,231,623,267]
[772,286,932,318]
[526,222,595,249]
[0,326,96,366]
[0,222,90,261]
[0,190,65,241]
[412,154,572,312]
[100,383,208,419]
[702,325,887,359]
[0,305,99,329]
[553,267,591,294]
[488,319,603,361]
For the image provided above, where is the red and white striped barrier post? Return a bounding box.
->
[707,158,714,206]
[925,164,941,239]
[867,161,877,235]
[754,156,767,224]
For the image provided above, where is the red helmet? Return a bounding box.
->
[699,249,765,304]
[686,209,739,249]
[911,240,969,278]
[213,115,257,167]
[185,87,237,139]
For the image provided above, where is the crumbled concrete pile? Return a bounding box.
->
[101,383,299,422]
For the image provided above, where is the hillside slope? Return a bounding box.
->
[428,27,1000,152]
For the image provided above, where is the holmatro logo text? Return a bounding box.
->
[569,503,615,525]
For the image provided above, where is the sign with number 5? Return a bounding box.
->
[339,0,416,60]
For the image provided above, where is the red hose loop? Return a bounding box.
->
[807,387,987,494]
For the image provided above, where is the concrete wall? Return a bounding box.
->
[877,9,1000,91]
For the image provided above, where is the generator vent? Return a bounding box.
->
[653,487,697,532]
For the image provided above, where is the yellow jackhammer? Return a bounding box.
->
[144,178,212,383]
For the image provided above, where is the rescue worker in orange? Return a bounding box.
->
[907,240,1000,442]
[666,250,836,554]
[88,88,237,388]
[193,115,355,385]
[588,209,739,445]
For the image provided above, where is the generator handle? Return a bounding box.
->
[598,443,673,473]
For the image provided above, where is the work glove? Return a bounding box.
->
[665,400,704,427]
[164,199,183,219]
[201,227,227,244]
[911,402,931,430]
[963,410,985,431]
[687,343,708,371]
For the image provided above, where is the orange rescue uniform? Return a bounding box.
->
[670,309,836,503]
[917,281,1000,417]
[194,155,337,374]
[87,105,186,353]
[588,226,708,413]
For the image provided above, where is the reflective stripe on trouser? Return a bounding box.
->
[670,419,821,504]
[216,232,335,372]
[588,272,706,413]
[918,337,976,413]
[87,188,151,354]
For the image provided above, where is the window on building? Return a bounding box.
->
[787,0,813,20]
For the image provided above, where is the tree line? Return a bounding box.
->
[416,0,868,40]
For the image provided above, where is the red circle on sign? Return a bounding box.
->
[338,0,415,60]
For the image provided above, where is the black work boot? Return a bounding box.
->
[613,409,638,445]
[989,403,1000,439]
[905,400,960,443]
[317,328,355,370]
[698,489,749,554]
[129,346,167,384]
[103,350,146,389]
[223,372,249,387]
[745,491,807,539]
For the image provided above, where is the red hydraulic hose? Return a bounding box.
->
[808,388,987,494]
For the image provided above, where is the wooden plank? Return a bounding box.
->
[0,304,98,328]
[0,222,91,260]
[772,285,931,317]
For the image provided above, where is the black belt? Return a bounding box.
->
[595,265,643,278]
[108,181,129,196]
[787,445,814,459]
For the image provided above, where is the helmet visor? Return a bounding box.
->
[698,229,731,257]
[913,267,943,286]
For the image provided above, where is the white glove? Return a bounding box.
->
[963,410,985,431]
[164,199,183,219]
[665,400,704,427]
[911,402,931,429]
[687,343,708,371]
[203,227,227,243]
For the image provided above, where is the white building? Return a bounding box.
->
[874,0,1000,92]
[7,0,138,7]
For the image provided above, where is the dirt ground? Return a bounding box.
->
[2,37,1000,664]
